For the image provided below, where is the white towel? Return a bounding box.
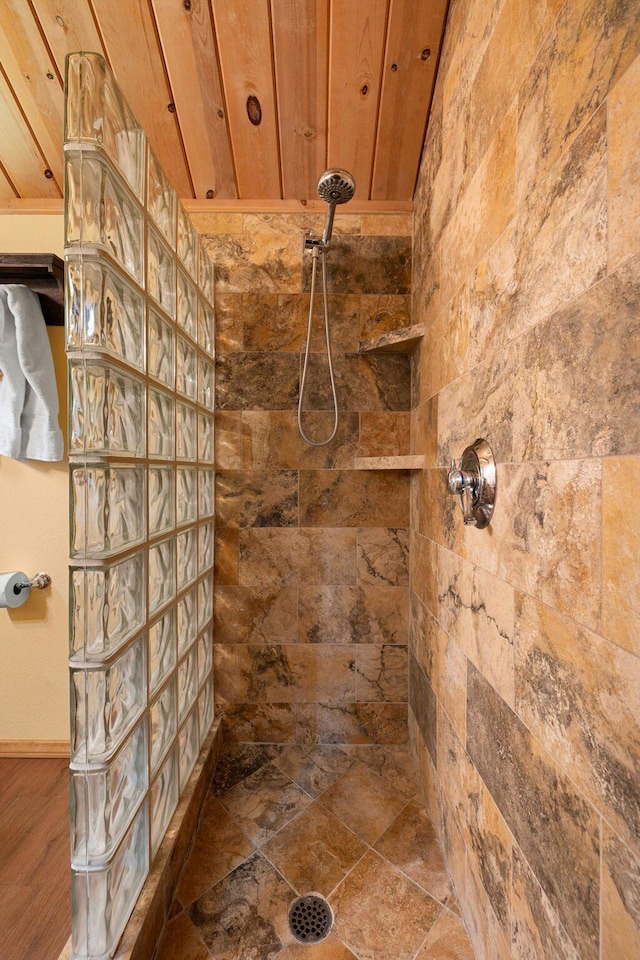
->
[0,284,64,462]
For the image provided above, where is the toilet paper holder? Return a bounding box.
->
[0,571,51,609]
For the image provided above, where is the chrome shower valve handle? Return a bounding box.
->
[446,438,496,529]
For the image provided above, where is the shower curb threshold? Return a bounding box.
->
[57,719,224,960]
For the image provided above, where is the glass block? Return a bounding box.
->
[71,635,146,764]
[151,746,178,859]
[177,526,197,591]
[147,226,176,318]
[198,468,214,519]
[149,466,175,537]
[147,150,177,248]
[177,588,197,657]
[70,720,147,864]
[198,244,215,304]
[65,150,144,283]
[177,204,198,280]
[150,676,177,774]
[198,412,214,463]
[176,467,197,526]
[176,403,197,461]
[71,552,145,661]
[198,521,214,575]
[65,52,146,200]
[70,360,145,457]
[148,537,176,616]
[198,674,214,746]
[71,800,149,960]
[176,269,197,341]
[66,258,144,370]
[149,608,176,696]
[148,388,175,460]
[178,646,198,724]
[179,708,199,792]
[176,336,197,400]
[148,307,175,388]
[197,574,213,632]
[71,465,146,559]
[197,298,215,357]
[198,356,214,410]
[197,626,213,686]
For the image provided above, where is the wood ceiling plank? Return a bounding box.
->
[0,163,18,199]
[327,0,388,200]
[90,0,192,197]
[0,72,61,198]
[271,0,329,199]
[151,0,236,199]
[0,1,65,186]
[29,0,107,77]
[210,0,281,199]
[372,0,447,200]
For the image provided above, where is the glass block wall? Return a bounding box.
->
[64,53,215,960]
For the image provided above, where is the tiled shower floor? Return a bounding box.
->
[156,743,474,960]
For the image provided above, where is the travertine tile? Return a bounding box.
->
[303,354,411,412]
[212,743,282,793]
[603,457,640,657]
[511,844,581,960]
[214,585,298,645]
[277,934,357,959]
[154,911,209,960]
[214,410,246,469]
[299,470,410,527]
[238,528,357,587]
[359,412,411,458]
[466,783,512,944]
[296,702,408,745]
[176,796,255,907]
[421,284,469,401]
[514,592,640,850]
[202,232,302,293]
[340,744,417,800]
[360,294,412,340]
[412,593,467,743]
[410,395,438,465]
[216,352,299,410]
[464,862,512,960]
[189,852,295,957]
[330,850,442,960]
[262,801,366,897]
[217,703,297,743]
[297,584,409,646]
[416,908,475,960]
[601,824,640,960]
[213,644,356,705]
[303,236,411,296]
[214,292,243,353]
[355,645,408,702]
[357,527,409,585]
[609,54,640,269]
[360,214,412,236]
[467,665,600,960]
[242,292,304,352]
[319,762,406,845]
[375,799,451,902]
[409,653,437,766]
[242,410,359,469]
[214,528,239,585]
[218,762,312,846]
[272,745,355,797]
[215,469,298,528]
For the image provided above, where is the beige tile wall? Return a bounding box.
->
[196,211,415,745]
[410,0,640,958]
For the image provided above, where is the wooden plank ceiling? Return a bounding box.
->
[0,0,447,205]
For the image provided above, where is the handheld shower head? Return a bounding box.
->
[317,168,356,205]
[317,168,355,245]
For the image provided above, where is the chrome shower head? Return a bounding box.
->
[316,169,355,246]
[317,168,356,205]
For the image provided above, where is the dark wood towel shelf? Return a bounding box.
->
[0,254,64,326]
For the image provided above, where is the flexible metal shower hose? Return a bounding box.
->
[297,245,339,446]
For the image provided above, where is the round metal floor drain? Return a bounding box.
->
[288,894,333,944]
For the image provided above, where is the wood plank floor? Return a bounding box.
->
[0,758,70,960]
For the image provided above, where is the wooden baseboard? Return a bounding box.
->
[0,739,70,758]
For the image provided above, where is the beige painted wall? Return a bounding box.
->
[0,213,69,743]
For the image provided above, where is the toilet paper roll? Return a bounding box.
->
[0,571,30,609]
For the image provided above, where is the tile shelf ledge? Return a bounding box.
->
[358,324,424,354]
[354,455,426,470]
